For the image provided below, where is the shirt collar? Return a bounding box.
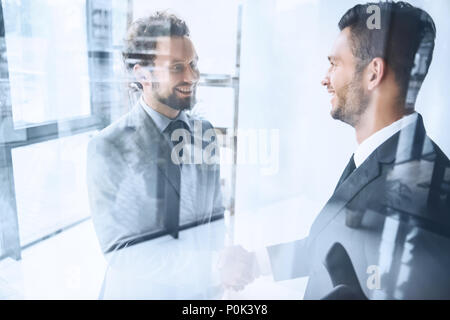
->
[139,95,191,133]
[353,112,418,168]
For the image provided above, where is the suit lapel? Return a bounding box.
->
[122,103,181,196]
[310,154,382,238]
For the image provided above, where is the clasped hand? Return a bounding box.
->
[217,245,260,291]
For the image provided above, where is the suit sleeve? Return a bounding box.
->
[266,237,310,281]
[86,136,129,253]
[86,135,161,253]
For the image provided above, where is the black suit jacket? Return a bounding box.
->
[267,114,450,299]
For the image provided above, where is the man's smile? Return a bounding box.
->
[175,86,195,97]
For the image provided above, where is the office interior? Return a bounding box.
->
[0,0,449,299]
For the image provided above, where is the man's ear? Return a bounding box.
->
[133,64,151,87]
[367,57,386,91]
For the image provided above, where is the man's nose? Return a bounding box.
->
[184,66,199,84]
[321,75,330,87]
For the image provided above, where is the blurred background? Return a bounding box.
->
[0,0,448,299]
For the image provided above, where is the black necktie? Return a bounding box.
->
[161,120,189,240]
[164,120,191,160]
[334,154,356,193]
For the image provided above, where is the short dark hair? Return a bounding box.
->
[338,1,436,103]
[122,11,190,72]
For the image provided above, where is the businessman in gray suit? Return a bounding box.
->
[87,12,224,254]
[218,2,450,299]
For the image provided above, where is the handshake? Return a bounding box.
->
[217,245,270,291]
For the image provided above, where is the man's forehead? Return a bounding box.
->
[329,28,354,61]
[155,36,197,61]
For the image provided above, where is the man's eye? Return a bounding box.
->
[171,65,184,72]
[190,62,199,71]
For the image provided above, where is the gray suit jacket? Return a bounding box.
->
[268,114,450,299]
[87,103,224,253]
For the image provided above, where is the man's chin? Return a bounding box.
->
[158,95,196,111]
[331,106,356,127]
[173,98,196,111]
[330,105,341,120]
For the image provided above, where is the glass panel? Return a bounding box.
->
[2,0,91,127]
[12,131,95,246]
[193,86,235,129]
[111,0,129,48]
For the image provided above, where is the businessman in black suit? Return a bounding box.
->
[218,2,450,299]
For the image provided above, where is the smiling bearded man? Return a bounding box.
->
[87,12,224,254]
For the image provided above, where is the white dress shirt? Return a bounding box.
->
[256,112,419,277]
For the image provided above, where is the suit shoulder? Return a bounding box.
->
[97,112,134,140]
[88,112,132,155]
[88,111,135,150]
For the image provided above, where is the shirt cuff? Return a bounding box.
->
[254,247,273,276]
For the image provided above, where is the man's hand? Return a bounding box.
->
[217,245,260,291]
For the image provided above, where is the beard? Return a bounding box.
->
[153,82,197,111]
[331,71,369,127]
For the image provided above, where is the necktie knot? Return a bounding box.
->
[164,119,190,136]
[164,119,191,144]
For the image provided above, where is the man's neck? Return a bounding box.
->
[143,94,180,119]
[354,101,408,145]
